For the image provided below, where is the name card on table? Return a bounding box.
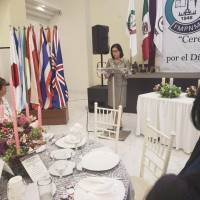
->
[20,154,50,182]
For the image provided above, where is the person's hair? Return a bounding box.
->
[0,77,6,90]
[110,43,124,59]
[145,173,200,200]
[191,87,200,130]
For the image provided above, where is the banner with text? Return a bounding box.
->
[157,0,200,72]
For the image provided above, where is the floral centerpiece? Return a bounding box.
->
[186,86,197,98]
[159,84,182,98]
[153,84,182,98]
[0,113,45,175]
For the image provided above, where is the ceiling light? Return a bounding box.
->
[36,6,45,11]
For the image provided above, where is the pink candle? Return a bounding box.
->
[12,109,20,152]
[37,105,42,128]
[26,103,30,119]
[9,78,16,112]
[0,104,4,122]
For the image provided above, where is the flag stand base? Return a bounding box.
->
[21,103,69,125]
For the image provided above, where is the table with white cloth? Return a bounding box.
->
[136,92,200,154]
[0,136,134,200]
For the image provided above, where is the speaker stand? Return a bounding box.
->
[100,54,104,86]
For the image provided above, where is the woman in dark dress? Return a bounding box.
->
[179,87,200,176]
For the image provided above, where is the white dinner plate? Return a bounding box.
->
[48,161,75,177]
[74,177,125,200]
[42,132,54,140]
[82,147,120,171]
[55,136,86,149]
[50,149,74,159]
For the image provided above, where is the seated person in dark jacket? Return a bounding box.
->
[179,87,200,176]
[146,173,200,200]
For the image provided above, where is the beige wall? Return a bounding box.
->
[0,0,26,47]
[90,0,143,85]
[46,0,93,99]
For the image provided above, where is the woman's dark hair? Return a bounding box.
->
[191,87,200,130]
[146,173,200,200]
[0,77,6,90]
[110,43,124,59]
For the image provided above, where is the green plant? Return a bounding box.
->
[159,84,182,98]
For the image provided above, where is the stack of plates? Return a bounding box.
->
[50,149,74,159]
[48,161,75,176]
[55,134,86,149]
[74,177,125,200]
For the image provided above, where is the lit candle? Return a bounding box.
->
[198,79,200,87]
[161,77,165,86]
[12,109,20,155]
[9,78,16,112]
[0,104,4,122]
[25,103,30,119]
[37,105,42,128]
[169,78,174,89]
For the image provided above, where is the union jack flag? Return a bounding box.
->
[52,26,68,109]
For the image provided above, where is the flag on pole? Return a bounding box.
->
[126,0,137,57]
[141,0,152,62]
[18,28,26,110]
[23,27,31,104]
[40,28,52,109]
[154,0,163,55]
[39,27,43,82]
[10,28,21,112]
[29,26,43,110]
[52,26,68,109]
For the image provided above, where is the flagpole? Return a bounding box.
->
[142,59,145,70]
[155,55,157,70]
[130,48,132,69]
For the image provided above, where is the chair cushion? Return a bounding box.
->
[130,176,152,200]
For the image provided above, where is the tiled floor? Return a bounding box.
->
[46,97,190,184]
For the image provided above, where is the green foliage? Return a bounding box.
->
[153,84,182,98]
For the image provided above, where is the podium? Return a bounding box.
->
[96,67,130,108]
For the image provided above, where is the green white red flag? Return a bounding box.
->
[141,0,152,62]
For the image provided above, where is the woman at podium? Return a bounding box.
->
[105,43,130,130]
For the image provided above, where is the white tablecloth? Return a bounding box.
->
[136,92,200,154]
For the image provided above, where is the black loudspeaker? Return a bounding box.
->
[92,25,109,54]
[87,85,108,113]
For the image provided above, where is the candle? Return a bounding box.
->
[161,77,165,86]
[169,78,174,89]
[37,105,42,128]
[198,79,200,87]
[0,104,4,122]
[9,78,16,112]
[25,103,30,119]
[12,109,20,155]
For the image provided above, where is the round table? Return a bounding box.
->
[0,136,135,200]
